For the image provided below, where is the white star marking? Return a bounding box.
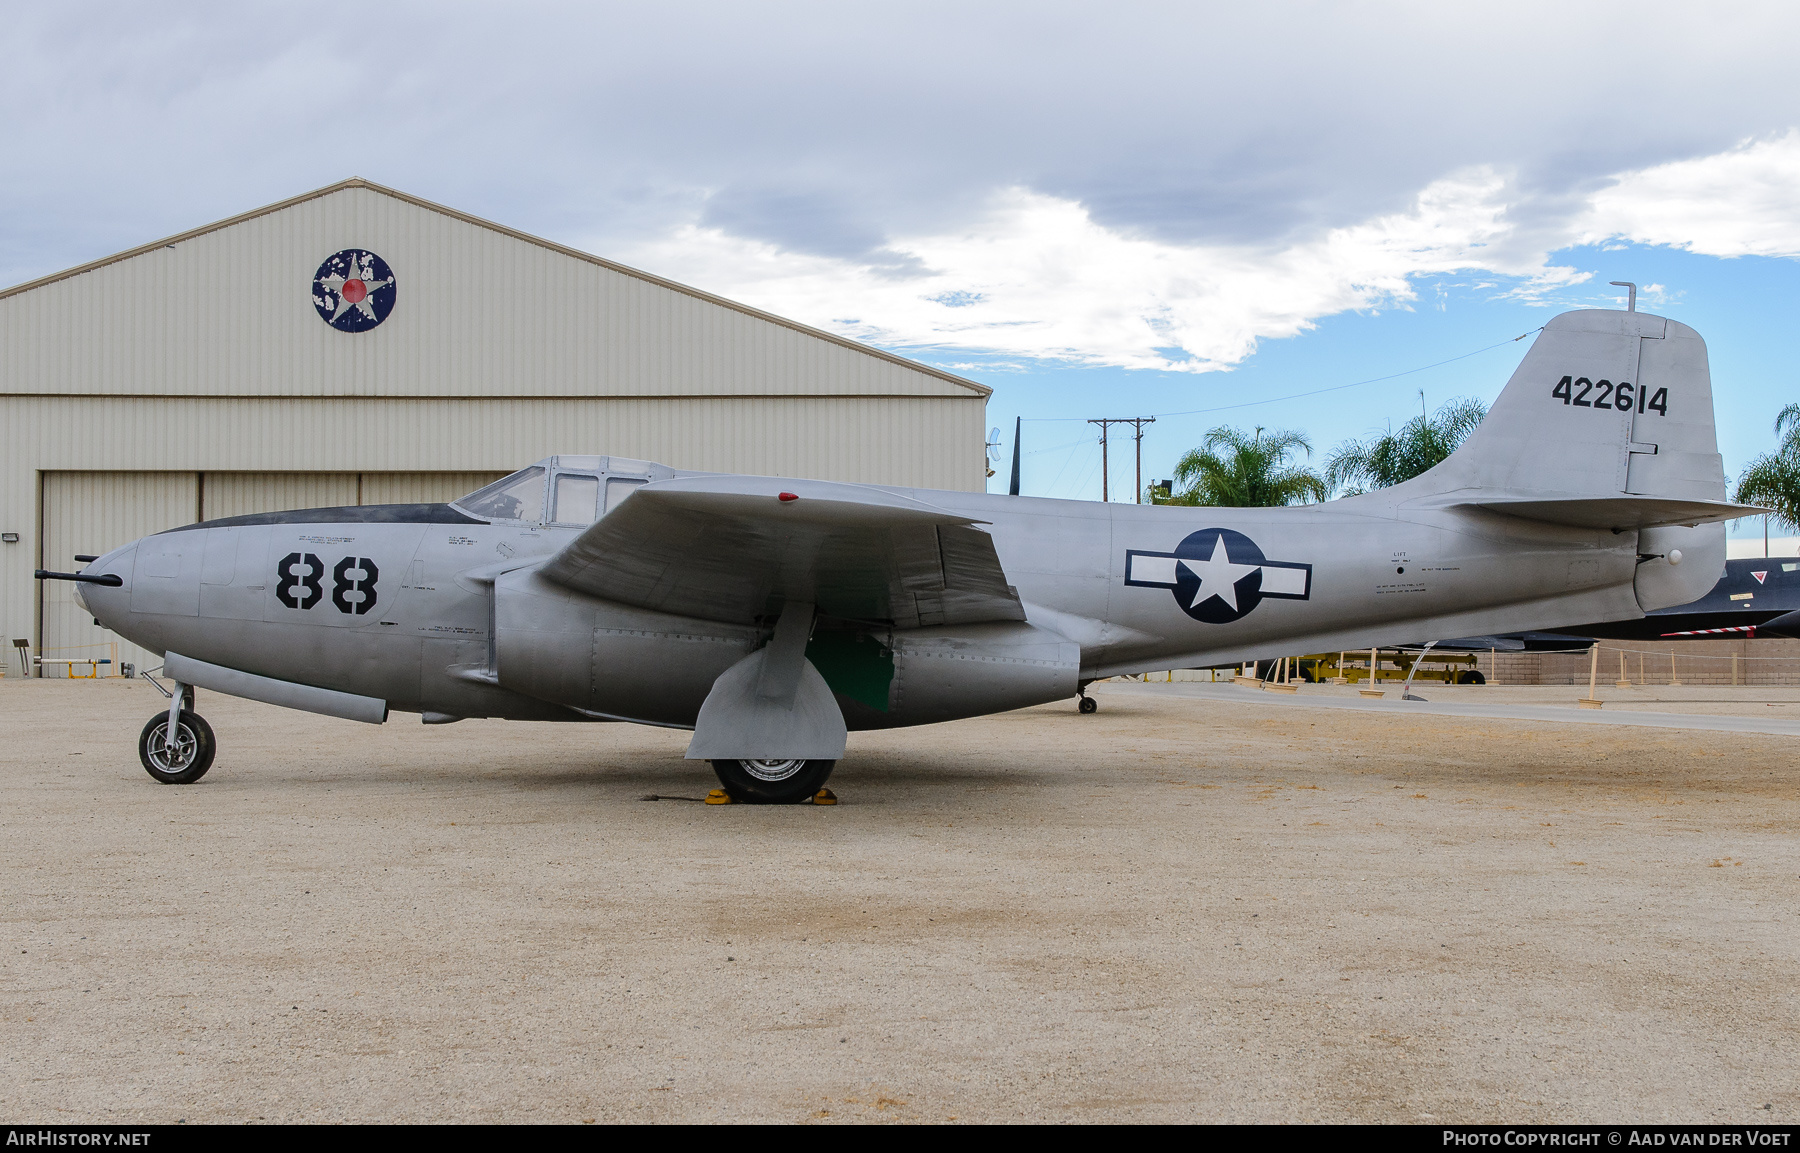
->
[318,253,393,323]
[1179,534,1261,612]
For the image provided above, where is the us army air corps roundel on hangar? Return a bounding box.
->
[312,249,396,332]
[1125,528,1312,624]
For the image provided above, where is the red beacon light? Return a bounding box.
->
[778,492,799,502]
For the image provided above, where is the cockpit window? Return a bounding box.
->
[551,473,600,525]
[605,477,646,513]
[456,466,546,522]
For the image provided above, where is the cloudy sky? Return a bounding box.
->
[6,1,1800,536]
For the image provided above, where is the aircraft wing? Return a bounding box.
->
[536,476,1026,627]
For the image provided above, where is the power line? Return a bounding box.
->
[1088,417,1155,502]
[1019,328,1542,423]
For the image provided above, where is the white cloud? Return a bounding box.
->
[1581,131,1800,258]
[619,169,1585,373]
[9,3,1800,373]
[616,128,1800,373]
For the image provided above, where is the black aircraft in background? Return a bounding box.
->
[1427,558,1800,652]
[1573,556,1800,640]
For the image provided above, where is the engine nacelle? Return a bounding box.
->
[841,621,1081,729]
[494,569,760,726]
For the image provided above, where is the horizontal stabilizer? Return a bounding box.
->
[539,475,1026,626]
[1451,495,1765,531]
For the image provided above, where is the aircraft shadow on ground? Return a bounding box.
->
[132,746,1040,801]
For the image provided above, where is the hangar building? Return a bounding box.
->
[0,179,990,674]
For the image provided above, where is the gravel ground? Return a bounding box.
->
[1,676,1796,1124]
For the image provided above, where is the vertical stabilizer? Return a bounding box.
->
[1418,309,1724,503]
[1397,308,1739,612]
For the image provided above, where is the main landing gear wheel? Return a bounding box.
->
[1078,695,1098,714]
[709,758,835,804]
[138,710,216,784]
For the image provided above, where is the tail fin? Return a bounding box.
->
[1413,309,1752,524]
[1406,308,1758,611]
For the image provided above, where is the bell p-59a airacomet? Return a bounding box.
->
[39,309,1761,803]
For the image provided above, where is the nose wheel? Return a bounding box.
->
[138,710,216,784]
[1077,693,1098,714]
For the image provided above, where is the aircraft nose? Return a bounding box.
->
[77,543,137,626]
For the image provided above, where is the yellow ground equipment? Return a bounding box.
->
[1293,650,1486,685]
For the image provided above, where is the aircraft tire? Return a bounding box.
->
[1457,671,1487,685]
[1078,696,1098,714]
[710,758,835,804]
[138,710,216,784]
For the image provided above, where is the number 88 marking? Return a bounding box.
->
[273,553,379,614]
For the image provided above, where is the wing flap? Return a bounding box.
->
[538,476,1025,626]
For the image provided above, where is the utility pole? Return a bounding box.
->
[1087,417,1156,502]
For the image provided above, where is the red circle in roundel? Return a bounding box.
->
[341,278,368,304]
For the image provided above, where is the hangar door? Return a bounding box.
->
[39,472,199,676]
[37,471,503,676]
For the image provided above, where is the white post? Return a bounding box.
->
[1579,643,1602,707]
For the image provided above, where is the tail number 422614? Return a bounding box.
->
[1553,376,1666,414]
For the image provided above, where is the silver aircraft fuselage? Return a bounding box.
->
[75,475,1649,730]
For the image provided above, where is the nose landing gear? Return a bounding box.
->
[1077,683,1098,714]
[137,680,216,784]
[138,710,216,783]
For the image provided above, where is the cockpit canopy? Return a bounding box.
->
[452,456,671,525]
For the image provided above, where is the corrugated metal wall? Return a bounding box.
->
[359,472,505,505]
[200,471,505,518]
[39,472,198,674]
[0,184,986,403]
[1,395,978,480]
[203,473,358,520]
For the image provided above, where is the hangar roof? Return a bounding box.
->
[0,178,990,401]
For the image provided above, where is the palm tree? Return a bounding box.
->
[1158,426,1327,507]
[1324,397,1488,495]
[1734,402,1800,529]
